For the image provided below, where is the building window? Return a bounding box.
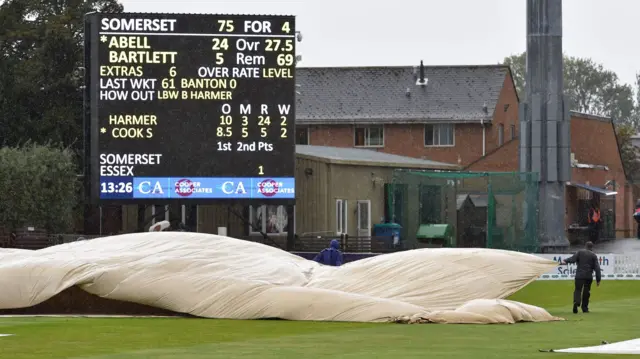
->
[336,199,348,235]
[510,124,516,140]
[249,205,288,235]
[498,124,504,146]
[295,126,309,145]
[356,200,371,237]
[354,125,384,147]
[424,124,454,146]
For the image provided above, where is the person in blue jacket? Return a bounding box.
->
[313,239,343,266]
[634,199,640,239]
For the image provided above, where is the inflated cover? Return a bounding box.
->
[0,232,563,324]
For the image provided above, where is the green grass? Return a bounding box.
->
[1,281,639,358]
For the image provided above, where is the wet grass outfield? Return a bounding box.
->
[1,281,638,359]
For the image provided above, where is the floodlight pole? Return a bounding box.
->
[519,0,571,250]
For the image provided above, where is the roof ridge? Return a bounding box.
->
[295,145,458,169]
[569,111,611,122]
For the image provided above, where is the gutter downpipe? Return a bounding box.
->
[481,118,486,156]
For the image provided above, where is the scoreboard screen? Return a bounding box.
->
[84,13,296,204]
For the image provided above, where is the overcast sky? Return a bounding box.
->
[120,0,640,86]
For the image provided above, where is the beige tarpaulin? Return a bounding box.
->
[0,232,563,324]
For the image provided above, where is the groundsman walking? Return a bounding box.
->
[562,241,601,313]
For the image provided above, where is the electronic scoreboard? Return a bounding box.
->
[84,13,296,203]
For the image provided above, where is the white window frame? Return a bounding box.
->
[424,123,455,147]
[498,124,504,146]
[510,124,516,140]
[195,205,200,232]
[336,199,348,235]
[295,126,310,145]
[248,205,290,235]
[356,200,371,237]
[354,125,384,148]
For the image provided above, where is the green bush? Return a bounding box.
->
[0,143,78,233]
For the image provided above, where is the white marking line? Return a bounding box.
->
[99,32,295,38]
[0,334,14,337]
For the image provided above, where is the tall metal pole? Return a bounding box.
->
[519,0,571,249]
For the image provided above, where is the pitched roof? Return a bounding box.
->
[295,65,510,125]
[296,145,458,170]
[468,194,490,207]
[455,194,490,209]
[456,194,471,210]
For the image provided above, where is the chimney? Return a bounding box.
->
[416,60,428,86]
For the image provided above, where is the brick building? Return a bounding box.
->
[295,64,519,166]
[295,65,632,238]
[467,112,631,238]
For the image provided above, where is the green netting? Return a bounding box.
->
[388,170,540,252]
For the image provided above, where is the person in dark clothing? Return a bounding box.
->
[313,239,343,266]
[587,203,602,243]
[634,199,640,239]
[562,241,601,314]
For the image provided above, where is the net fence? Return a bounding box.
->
[388,170,540,252]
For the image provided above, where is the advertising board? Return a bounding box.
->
[536,253,615,280]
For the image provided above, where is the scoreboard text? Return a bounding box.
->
[85,13,296,203]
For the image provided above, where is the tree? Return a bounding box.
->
[615,122,640,181]
[502,52,635,123]
[0,142,79,232]
[0,0,123,152]
[503,52,640,180]
[502,52,525,100]
[628,73,640,129]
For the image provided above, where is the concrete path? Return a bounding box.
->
[569,238,640,254]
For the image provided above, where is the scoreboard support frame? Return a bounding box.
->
[83,12,99,235]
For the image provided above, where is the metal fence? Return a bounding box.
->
[614,254,640,275]
[388,170,540,252]
[0,232,397,253]
[0,233,104,250]
[293,236,397,253]
[235,235,398,253]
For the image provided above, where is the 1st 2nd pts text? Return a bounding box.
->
[218,141,273,152]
